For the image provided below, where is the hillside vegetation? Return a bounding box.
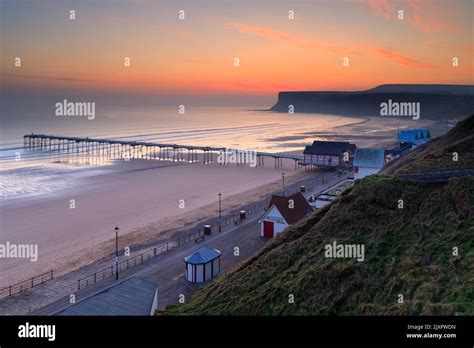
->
[165,116,474,315]
[383,115,474,175]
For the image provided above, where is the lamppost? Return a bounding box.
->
[114,226,119,280]
[282,172,285,196]
[218,193,222,232]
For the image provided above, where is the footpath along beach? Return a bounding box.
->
[0,156,309,289]
[0,167,350,315]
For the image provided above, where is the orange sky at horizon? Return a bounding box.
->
[1,0,473,100]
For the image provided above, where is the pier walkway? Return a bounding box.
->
[24,133,341,169]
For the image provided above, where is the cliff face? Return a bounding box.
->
[165,116,474,316]
[270,85,474,120]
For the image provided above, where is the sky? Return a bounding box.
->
[1,0,473,106]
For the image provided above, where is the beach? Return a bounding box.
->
[0,156,310,288]
[0,109,448,289]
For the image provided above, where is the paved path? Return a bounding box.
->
[398,169,474,182]
[32,212,266,314]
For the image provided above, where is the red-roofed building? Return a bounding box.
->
[258,192,314,238]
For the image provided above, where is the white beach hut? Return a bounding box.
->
[184,247,221,283]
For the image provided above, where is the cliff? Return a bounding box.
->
[270,84,474,120]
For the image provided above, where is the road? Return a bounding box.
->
[32,212,266,314]
[8,171,349,315]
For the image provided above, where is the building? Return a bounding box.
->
[55,277,158,316]
[303,141,355,167]
[312,193,337,208]
[398,129,431,147]
[258,192,313,238]
[309,178,355,209]
[184,247,221,283]
[353,148,385,180]
[385,142,413,161]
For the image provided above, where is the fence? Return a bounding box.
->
[76,172,341,291]
[0,172,342,297]
[77,230,204,290]
[0,271,53,299]
[197,172,351,234]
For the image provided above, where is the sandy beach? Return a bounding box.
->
[267,116,448,148]
[0,156,310,288]
[0,115,448,289]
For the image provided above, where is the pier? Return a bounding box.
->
[23,133,344,170]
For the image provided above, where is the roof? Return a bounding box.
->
[263,192,313,225]
[56,277,157,316]
[303,141,352,156]
[398,129,431,144]
[385,142,413,156]
[184,247,221,265]
[353,148,385,168]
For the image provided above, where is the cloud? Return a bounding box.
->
[229,22,298,42]
[364,46,437,69]
[227,22,355,55]
[1,74,95,82]
[361,0,397,20]
[356,0,458,33]
[228,22,437,70]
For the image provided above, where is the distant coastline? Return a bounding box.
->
[269,84,474,120]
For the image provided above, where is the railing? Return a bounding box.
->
[0,172,345,298]
[77,231,203,290]
[0,271,54,299]
[75,172,344,291]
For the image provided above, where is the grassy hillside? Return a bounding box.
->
[165,117,474,316]
[383,115,474,175]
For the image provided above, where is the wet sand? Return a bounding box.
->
[0,157,309,288]
[0,115,448,289]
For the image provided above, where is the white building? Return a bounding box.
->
[353,148,385,180]
[258,192,313,238]
[184,247,221,283]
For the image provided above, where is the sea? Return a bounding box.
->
[0,106,371,199]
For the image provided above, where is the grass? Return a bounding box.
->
[165,177,473,315]
[383,114,474,175]
[163,115,474,316]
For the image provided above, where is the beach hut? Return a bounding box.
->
[184,247,221,283]
[258,192,313,238]
[353,148,385,180]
